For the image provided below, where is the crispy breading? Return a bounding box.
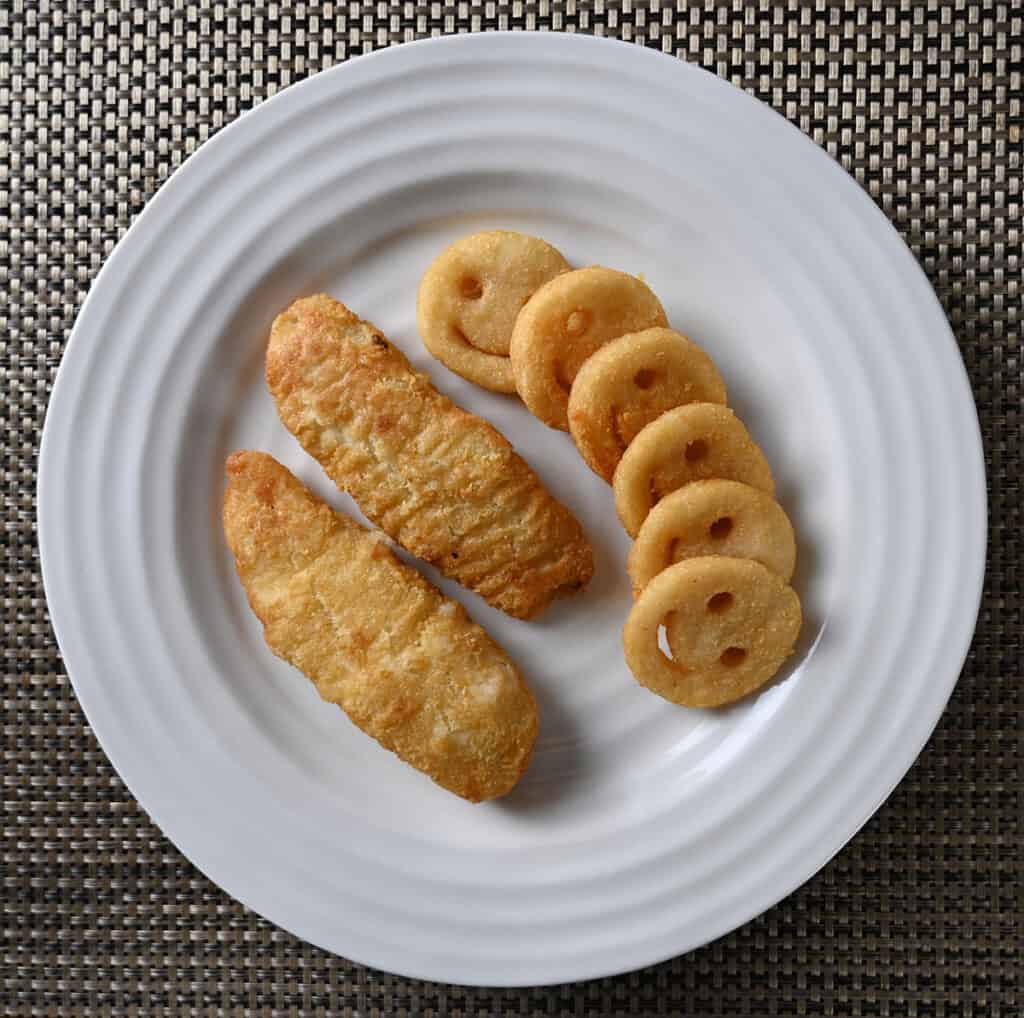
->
[265,294,594,620]
[222,451,539,802]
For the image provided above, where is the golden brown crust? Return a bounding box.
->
[222,450,539,802]
[612,403,776,538]
[627,480,797,594]
[416,230,570,392]
[265,294,593,620]
[508,267,668,431]
[623,556,801,708]
[567,327,727,482]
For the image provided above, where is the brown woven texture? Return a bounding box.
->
[2,1,1020,1014]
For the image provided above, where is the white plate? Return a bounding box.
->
[39,33,985,986]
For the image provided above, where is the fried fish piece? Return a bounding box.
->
[266,294,594,620]
[223,451,539,802]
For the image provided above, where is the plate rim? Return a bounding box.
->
[38,31,987,986]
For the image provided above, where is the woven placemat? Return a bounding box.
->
[2,1,1020,1015]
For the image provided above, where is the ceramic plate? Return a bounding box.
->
[38,33,985,985]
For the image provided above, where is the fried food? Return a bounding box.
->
[222,451,539,802]
[623,556,802,708]
[567,327,727,482]
[417,230,570,393]
[509,266,668,430]
[613,403,775,537]
[266,294,593,620]
[628,480,796,594]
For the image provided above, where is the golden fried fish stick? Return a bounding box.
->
[266,294,593,620]
[223,451,539,802]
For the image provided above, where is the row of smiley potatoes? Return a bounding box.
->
[417,230,802,708]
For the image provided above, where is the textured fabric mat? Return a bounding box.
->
[2,1,1020,1015]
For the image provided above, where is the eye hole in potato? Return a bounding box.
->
[685,439,709,463]
[709,515,733,539]
[565,309,591,338]
[633,368,658,390]
[719,646,748,667]
[706,591,734,614]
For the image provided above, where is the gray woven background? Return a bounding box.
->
[2,1,1020,1015]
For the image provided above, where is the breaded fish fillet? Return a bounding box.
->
[265,294,594,620]
[223,450,539,802]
